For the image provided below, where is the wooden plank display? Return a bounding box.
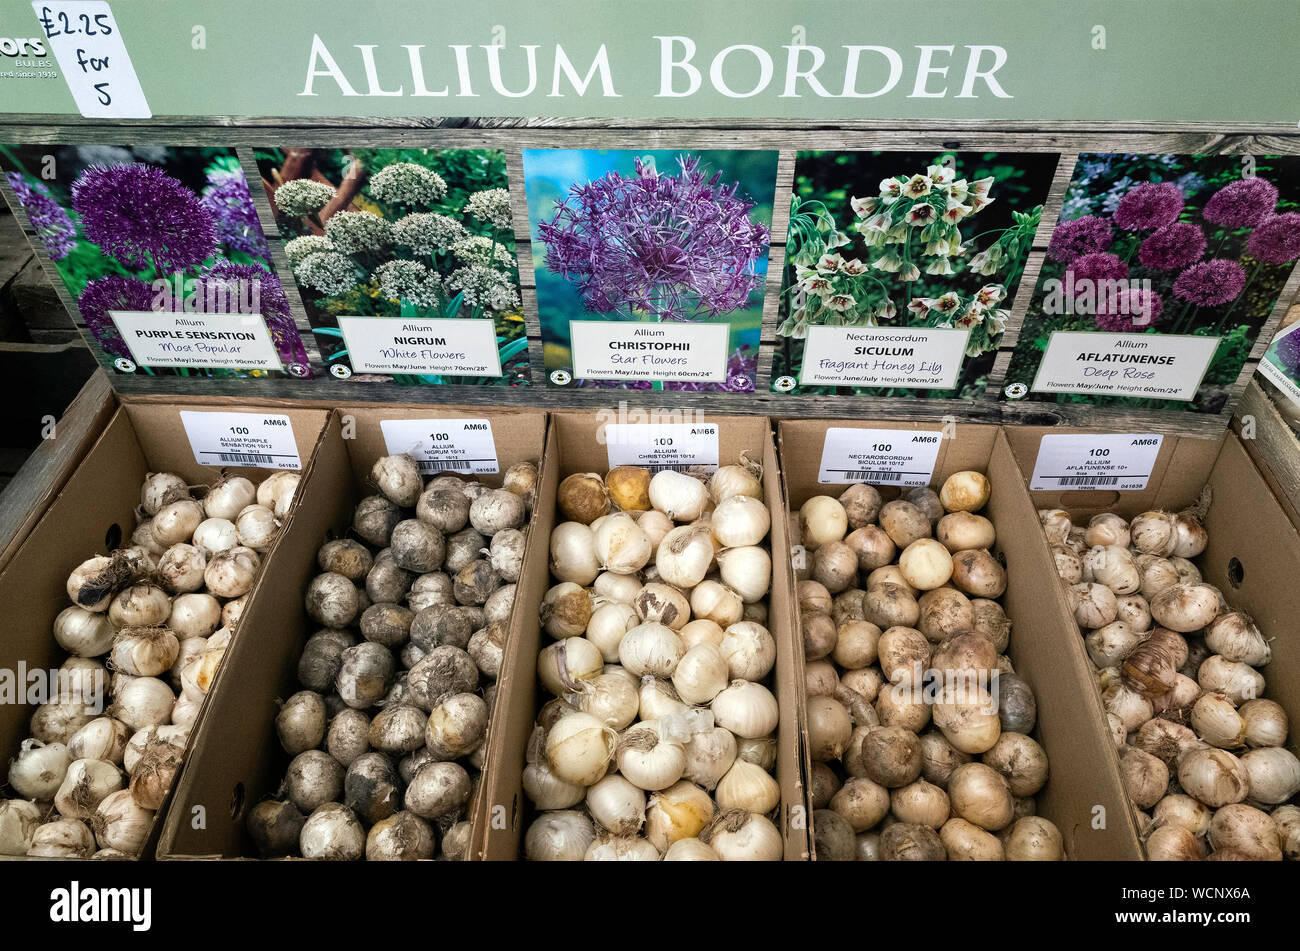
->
[0,120,1297,437]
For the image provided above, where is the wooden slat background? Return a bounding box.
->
[1,119,1298,438]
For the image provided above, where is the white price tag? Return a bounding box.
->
[605,423,720,471]
[179,412,301,471]
[1030,433,1164,491]
[800,326,970,389]
[1031,332,1218,401]
[817,428,943,486]
[380,419,499,475]
[33,1,151,118]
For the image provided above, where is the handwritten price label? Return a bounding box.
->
[32,1,150,117]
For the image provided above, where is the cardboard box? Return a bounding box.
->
[477,410,811,861]
[778,419,1144,860]
[0,399,329,860]
[158,404,545,859]
[1005,426,1300,848]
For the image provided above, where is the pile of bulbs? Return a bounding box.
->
[524,460,785,861]
[799,471,1063,861]
[246,455,536,861]
[1042,505,1300,860]
[0,468,293,858]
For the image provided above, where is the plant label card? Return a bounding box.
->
[772,149,1060,400]
[337,317,502,377]
[524,148,777,392]
[1031,331,1219,401]
[817,428,943,486]
[380,419,499,475]
[1002,152,1300,413]
[179,412,302,470]
[1259,321,1300,411]
[1030,433,1164,490]
[604,423,721,472]
[256,146,529,386]
[110,311,282,372]
[33,1,151,118]
[570,320,730,384]
[799,326,970,389]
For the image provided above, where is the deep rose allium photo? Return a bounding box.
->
[1138,221,1207,270]
[538,154,770,321]
[1173,258,1247,306]
[1113,181,1185,231]
[5,172,76,261]
[1095,286,1164,331]
[1046,214,1113,263]
[1247,212,1300,264]
[1067,251,1131,284]
[1202,177,1279,228]
[76,273,171,357]
[72,162,218,273]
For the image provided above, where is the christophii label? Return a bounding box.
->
[1032,331,1218,401]
[336,317,501,376]
[604,423,720,471]
[1030,433,1164,490]
[179,411,301,470]
[817,427,943,486]
[800,326,970,389]
[571,320,729,382]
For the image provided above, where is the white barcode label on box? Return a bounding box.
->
[180,412,301,471]
[604,423,720,472]
[33,1,152,118]
[380,419,499,475]
[818,428,943,486]
[1030,433,1164,491]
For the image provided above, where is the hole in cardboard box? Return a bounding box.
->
[1227,557,1245,588]
[229,782,245,820]
[104,523,123,550]
[1060,490,1121,508]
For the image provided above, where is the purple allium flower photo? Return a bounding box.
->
[1067,251,1130,284]
[1113,181,1184,231]
[1138,222,1207,270]
[200,169,270,259]
[1247,212,1300,264]
[198,262,311,371]
[72,163,217,273]
[76,273,169,358]
[665,345,758,391]
[1275,328,1300,374]
[538,154,771,321]
[1202,177,1278,228]
[5,172,76,261]
[1046,215,1113,263]
[1095,286,1164,332]
[1173,258,1247,306]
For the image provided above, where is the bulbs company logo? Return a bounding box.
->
[50,882,152,932]
[0,37,47,57]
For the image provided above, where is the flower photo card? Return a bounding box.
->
[257,147,529,386]
[1002,153,1300,413]
[1259,317,1300,413]
[523,148,778,391]
[771,150,1059,400]
[0,145,311,378]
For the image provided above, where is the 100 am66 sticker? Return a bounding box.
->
[817,428,943,486]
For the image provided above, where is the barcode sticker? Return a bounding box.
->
[1030,433,1164,491]
[179,412,301,471]
[380,419,499,475]
[33,1,152,118]
[605,423,720,472]
[817,427,943,487]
